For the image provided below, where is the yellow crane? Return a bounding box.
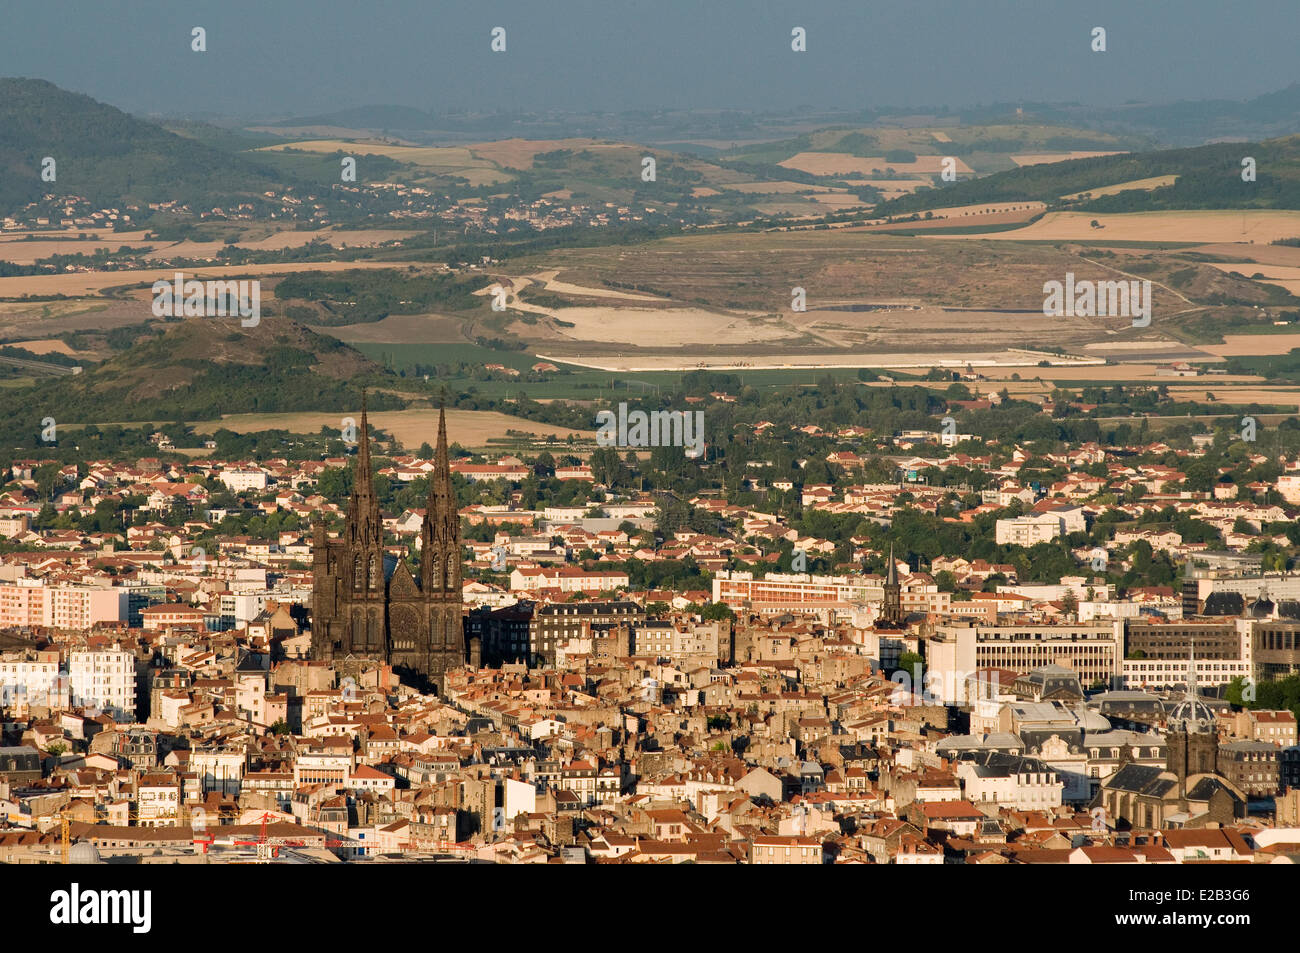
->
[57,804,191,864]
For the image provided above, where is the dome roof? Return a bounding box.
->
[1167,648,1216,733]
[68,840,101,864]
[1168,695,1215,733]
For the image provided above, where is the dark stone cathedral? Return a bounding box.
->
[311,399,478,685]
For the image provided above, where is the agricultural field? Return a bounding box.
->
[0,226,416,265]
[255,140,515,187]
[1009,151,1126,166]
[186,408,593,451]
[1202,333,1300,357]
[0,260,405,298]
[465,138,632,170]
[1060,175,1180,200]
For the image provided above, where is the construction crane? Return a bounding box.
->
[57,803,206,863]
[58,806,151,863]
[229,811,279,861]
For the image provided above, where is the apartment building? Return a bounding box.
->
[190,745,246,796]
[530,601,646,666]
[68,646,136,720]
[217,468,269,492]
[713,569,949,620]
[631,620,727,662]
[0,649,63,712]
[750,834,824,865]
[136,773,182,826]
[994,513,1064,546]
[0,580,128,629]
[1120,619,1252,689]
[926,621,1122,704]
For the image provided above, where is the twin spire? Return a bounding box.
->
[348,390,381,544]
[349,390,452,538]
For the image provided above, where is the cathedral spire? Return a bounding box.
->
[427,402,454,524]
[885,542,899,587]
[421,401,461,594]
[348,389,382,545]
[356,389,373,497]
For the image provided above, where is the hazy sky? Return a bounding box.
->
[4,0,1298,119]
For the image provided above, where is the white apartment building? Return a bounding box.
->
[0,650,64,712]
[218,468,270,492]
[190,745,246,796]
[220,590,270,625]
[1121,656,1252,690]
[926,621,1123,704]
[995,513,1064,546]
[67,647,136,720]
[294,748,355,787]
[137,774,182,826]
[1276,472,1300,504]
[954,758,1064,810]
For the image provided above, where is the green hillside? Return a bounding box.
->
[0,319,402,446]
[0,77,288,215]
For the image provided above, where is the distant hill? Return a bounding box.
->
[268,104,442,132]
[0,78,288,215]
[5,318,399,426]
[873,135,1300,217]
[726,123,1147,171]
[1083,84,1300,147]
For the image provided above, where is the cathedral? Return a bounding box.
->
[310,399,478,685]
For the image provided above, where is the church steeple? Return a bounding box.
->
[421,402,461,594]
[881,542,904,626]
[347,390,383,550]
[356,391,373,496]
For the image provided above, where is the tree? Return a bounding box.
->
[1061,588,1078,618]
[895,650,924,680]
[699,601,735,621]
[589,447,626,487]
[34,463,62,501]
